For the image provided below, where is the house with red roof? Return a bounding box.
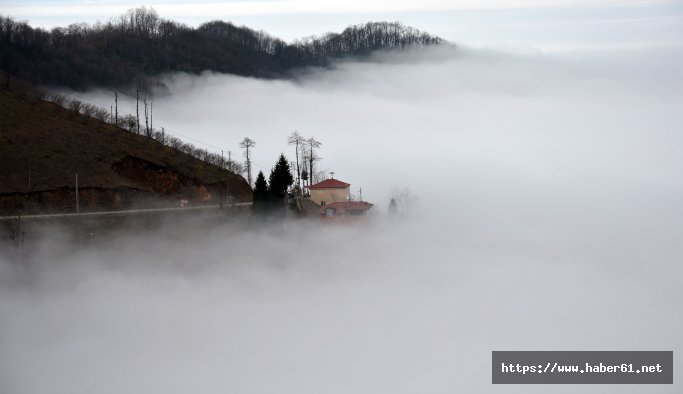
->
[307,178,351,206]
[306,177,373,221]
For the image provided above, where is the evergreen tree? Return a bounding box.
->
[388,198,398,215]
[252,171,270,212]
[268,154,294,199]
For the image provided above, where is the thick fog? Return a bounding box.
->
[2,45,682,393]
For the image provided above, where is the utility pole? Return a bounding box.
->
[227,150,232,207]
[75,173,79,214]
[136,89,140,134]
[144,98,149,137]
[220,150,224,210]
[114,92,118,126]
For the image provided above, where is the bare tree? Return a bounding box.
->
[306,137,321,184]
[240,137,255,187]
[288,130,304,190]
[390,187,418,215]
[314,167,330,185]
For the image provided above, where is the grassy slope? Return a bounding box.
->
[0,86,250,200]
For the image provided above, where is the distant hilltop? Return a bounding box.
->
[0,7,449,93]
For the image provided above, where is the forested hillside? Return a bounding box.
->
[0,7,446,92]
[0,83,252,215]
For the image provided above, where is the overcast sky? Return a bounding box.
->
[2,0,682,50]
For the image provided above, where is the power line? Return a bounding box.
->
[6,73,271,173]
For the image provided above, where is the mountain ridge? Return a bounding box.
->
[0,7,448,93]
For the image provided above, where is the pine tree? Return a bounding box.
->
[252,171,270,213]
[388,198,398,215]
[268,154,294,199]
[253,171,269,202]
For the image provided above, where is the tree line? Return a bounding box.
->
[252,154,294,215]
[0,7,446,92]
[249,130,327,216]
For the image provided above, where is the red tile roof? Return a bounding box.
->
[308,178,351,190]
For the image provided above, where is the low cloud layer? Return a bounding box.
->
[2,45,682,393]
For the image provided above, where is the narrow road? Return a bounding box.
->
[0,202,252,221]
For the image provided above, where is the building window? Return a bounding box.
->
[325,208,335,217]
[321,201,326,206]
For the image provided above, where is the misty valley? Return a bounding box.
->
[1,3,682,394]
